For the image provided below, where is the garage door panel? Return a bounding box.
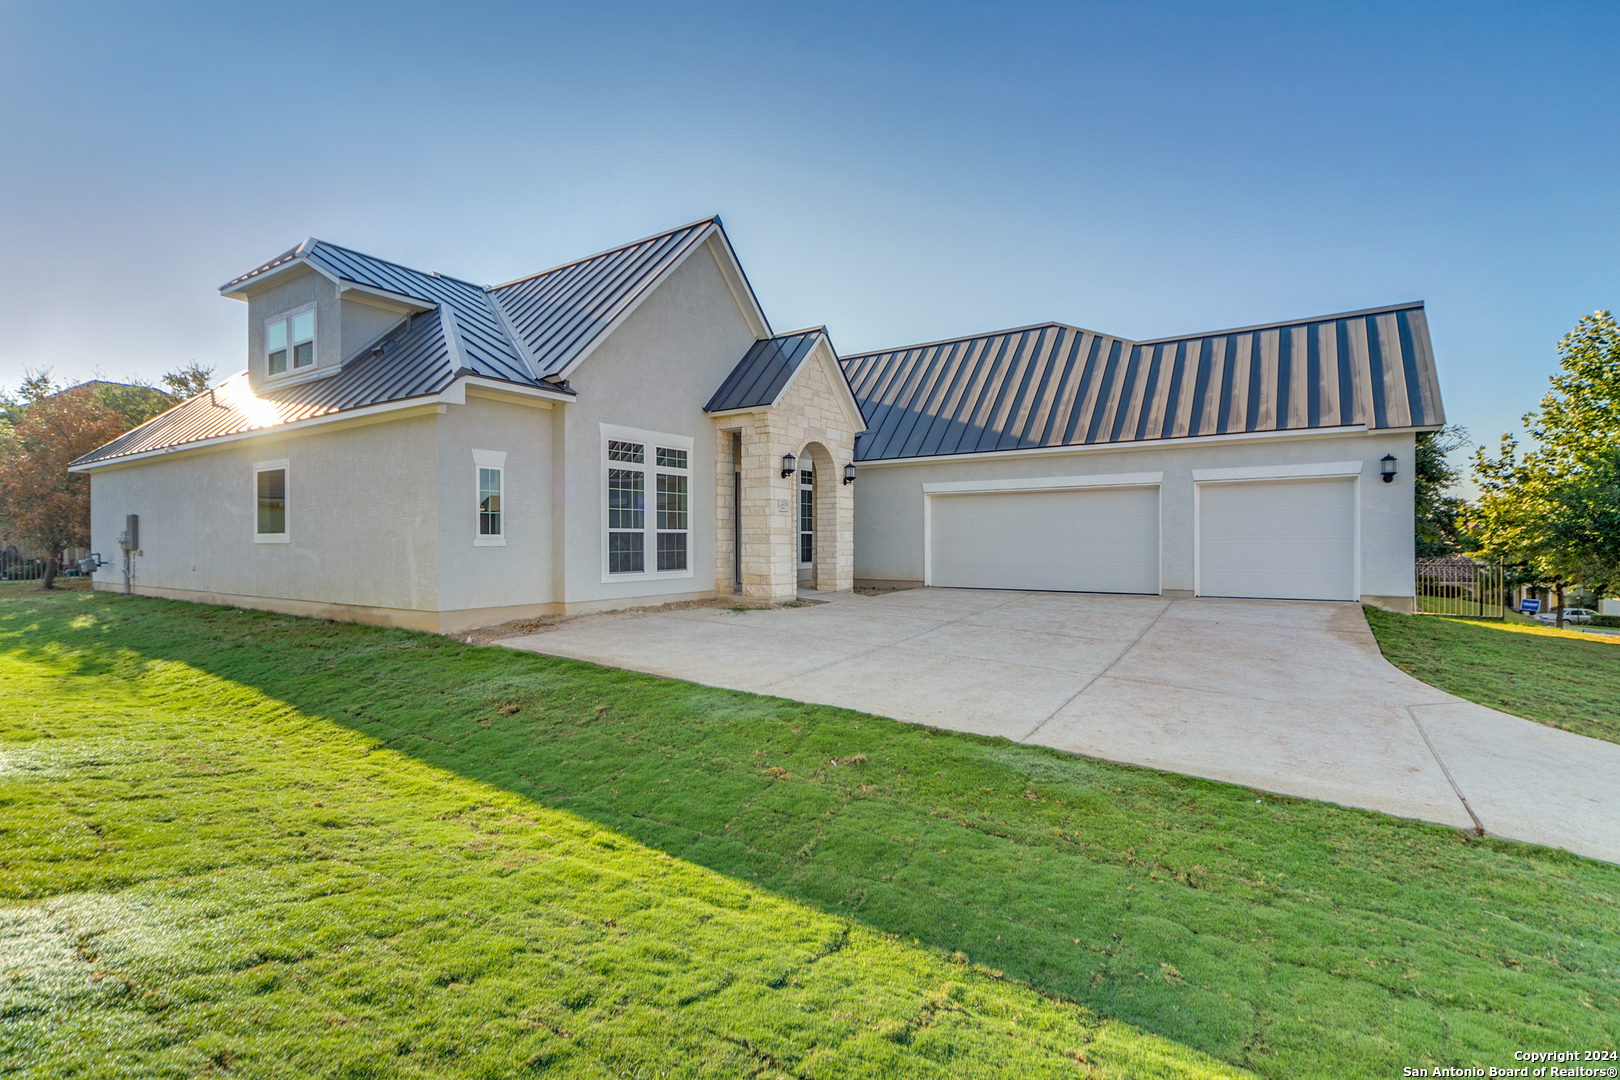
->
[1198,478,1355,601]
[930,486,1159,594]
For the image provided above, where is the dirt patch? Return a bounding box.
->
[458,595,821,645]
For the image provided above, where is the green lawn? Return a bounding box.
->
[1365,605,1620,745]
[2,589,1616,1078]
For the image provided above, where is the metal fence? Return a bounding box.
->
[1415,557,1505,619]
[0,551,97,583]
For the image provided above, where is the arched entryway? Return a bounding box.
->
[796,441,842,592]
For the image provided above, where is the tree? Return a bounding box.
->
[0,372,133,589]
[1470,311,1620,626]
[92,382,175,427]
[1414,424,1471,557]
[161,361,216,400]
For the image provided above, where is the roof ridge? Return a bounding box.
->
[306,239,484,291]
[486,216,719,292]
[839,321,1099,363]
[1134,301,1427,345]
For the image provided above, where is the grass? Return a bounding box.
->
[1365,605,1620,745]
[2,590,1617,1078]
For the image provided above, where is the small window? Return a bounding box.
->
[265,308,315,377]
[478,467,502,537]
[472,449,508,546]
[254,461,289,543]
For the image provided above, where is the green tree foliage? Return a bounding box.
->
[1413,425,1470,557]
[89,382,175,427]
[160,361,216,400]
[1470,310,1620,622]
[0,372,133,587]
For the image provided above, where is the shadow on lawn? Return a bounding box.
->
[6,590,1613,1078]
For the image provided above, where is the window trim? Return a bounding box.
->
[599,423,694,583]
[253,458,290,544]
[263,303,317,382]
[472,448,506,547]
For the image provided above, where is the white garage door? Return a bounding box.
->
[1198,478,1356,601]
[929,486,1160,593]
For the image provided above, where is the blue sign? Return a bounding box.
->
[1520,598,1541,614]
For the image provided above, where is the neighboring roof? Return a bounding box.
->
[69,310,568,469]
[842,303,1444,462]
[704,328,826,413]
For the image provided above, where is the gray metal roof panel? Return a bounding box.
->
[704,329,824,413]
[489,220,717,378]
[70,311,470,468]
[844,304,1444,461]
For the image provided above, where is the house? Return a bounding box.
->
[70,218,1444,630]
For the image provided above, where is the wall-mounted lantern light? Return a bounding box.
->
[781,452,797,478]
[1380,454,1397,483]
[843,462,856,485]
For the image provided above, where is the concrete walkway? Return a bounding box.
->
[497,588,1620,864]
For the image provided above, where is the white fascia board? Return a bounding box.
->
[219,257,341,300]
[68,396,448,472]
[1192,461,1365,483]
[338,281,438,313]
[69,378,574,473]
[855,424,1372,468]
[923,472,1163,495]
[459,376,571,407]
[552,222,722,382]
[705,404,766,419]
[703,230,772,340]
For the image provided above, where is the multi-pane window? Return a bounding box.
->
[478,467,502,537]
[604,434,691,576]
[798,468,814,564]
[608,466,645,572]
[266,309,315,376]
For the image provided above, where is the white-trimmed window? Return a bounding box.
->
[254,459,289,543]
[472,449,506,546]
[601,424,693,580]
[798,468,814,565]
[265,307,315,377]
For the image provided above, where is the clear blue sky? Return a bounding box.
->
[2,1,1615,464]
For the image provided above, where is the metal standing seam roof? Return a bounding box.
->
[74,220,748,469]
[841,303,1444,462]
[69,311,483,468]
[489,220,729,379]
[704,328,827,412]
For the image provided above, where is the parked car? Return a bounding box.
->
[1536,608,1596,624]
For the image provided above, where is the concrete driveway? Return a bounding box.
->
[498,588,1620,864]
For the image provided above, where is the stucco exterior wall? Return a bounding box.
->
[556,240,759,608]
[339,297,403,359]
[852,430,1417,600]
[243,267,343,389]
[89,411,442,616]
[432,395,556,615]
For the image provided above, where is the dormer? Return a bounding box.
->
[221,240,436,393]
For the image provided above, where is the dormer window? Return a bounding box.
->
[266,308,315,376]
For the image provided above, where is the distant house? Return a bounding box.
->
[70,218,1443,630]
